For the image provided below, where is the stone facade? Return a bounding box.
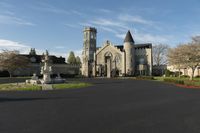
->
[82,27,153,77]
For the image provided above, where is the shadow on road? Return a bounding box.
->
[0,96,73,103]
[0,97,47,103]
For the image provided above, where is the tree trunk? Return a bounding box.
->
[8,70,12,78]
[178,68,181,78]
[190,68,195,80]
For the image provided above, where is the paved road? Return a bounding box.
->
[1,79,200,133]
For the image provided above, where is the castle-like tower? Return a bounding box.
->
[82,27,97,77]
[123,30,135,75]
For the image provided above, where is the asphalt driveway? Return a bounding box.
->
[1,78,200,133]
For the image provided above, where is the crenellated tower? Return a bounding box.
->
[82,27,97,77]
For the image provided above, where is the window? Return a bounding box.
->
[91,34,94,39]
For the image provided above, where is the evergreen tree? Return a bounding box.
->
[75,56,81,65]
[67,51,76,64]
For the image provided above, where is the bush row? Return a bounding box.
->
[136,76,155,80]
[164,78,200,87]
[163,78,184,85]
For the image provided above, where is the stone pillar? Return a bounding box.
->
[107,58,111,78]
[93,62,96,77]
[122,51,126,75]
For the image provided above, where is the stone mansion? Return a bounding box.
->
[82,27,153,77]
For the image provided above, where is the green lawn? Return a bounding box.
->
[53,82,92,89]
[154,76,200,81]
[0,82,92,91]
[0,83,41,91]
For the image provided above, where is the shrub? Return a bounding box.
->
[184,80,200,87]
[165,69,174,77]
[194,75,200,78]
[136,76,154,80]
[0,70,9,77]
[174,71,182,77]
[180,75,190,78]
[163,78,184,85]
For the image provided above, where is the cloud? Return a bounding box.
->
[55,46,65,49]
[135,33,169,44]
[64,23,79,28]
[0,1,13,8]
[0,15,35,26]
[89,18,129,30]
[100,26,118,34]
[35,2,69,15]
[0,39,69,59]
[71,10,84,16]
[79,22,94,27]
[0,39,31,53]
[97,9,112,13]
[115,32,170,44]
[118,14,154,25]
[115,33,126,39]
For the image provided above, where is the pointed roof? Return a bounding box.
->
[124,30,134,43]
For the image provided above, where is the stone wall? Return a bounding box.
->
[12,63,80,76]
[167,65,200,77]
[135,47,152,75]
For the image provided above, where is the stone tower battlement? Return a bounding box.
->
[82,27,97,77]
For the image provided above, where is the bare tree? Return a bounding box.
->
[153,44,169,66]
[167,46,185,77]
[168,39,200,80]
[0,50,30,77]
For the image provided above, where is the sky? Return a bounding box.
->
[0,0,200,59]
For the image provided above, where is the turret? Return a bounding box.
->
[123,30,135,76]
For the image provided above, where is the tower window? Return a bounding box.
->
[86,32,88,39]
[91,34,94,39]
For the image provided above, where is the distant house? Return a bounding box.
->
[167,65,200,77]
[0,48,80,77]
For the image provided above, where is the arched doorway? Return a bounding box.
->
[104,52,112,78]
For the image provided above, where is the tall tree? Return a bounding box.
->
[168,38,200,80]
[67,51,76,64]
[153,44,169,66]
[0,50,30,77]
[75,56,81,65]
[167,46,185,77]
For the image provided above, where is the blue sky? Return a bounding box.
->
[0,0,200,58]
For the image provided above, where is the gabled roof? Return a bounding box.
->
[124,30,134,43]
